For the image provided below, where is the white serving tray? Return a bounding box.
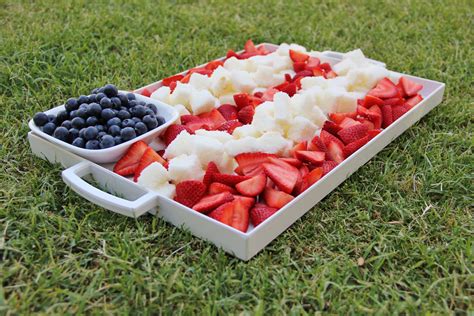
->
[28,46,445,260]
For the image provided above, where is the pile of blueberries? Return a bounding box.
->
[32,84,166,149]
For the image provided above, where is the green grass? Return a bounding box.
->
[1,0,473,314]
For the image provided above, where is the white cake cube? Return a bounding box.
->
[195,129,234,144]
[150,86,171,103]
[232,124,262,139]
[189,73,211,90]
[163,131,194,159]
[189,89,217,115]
[168,154,205,183]
[174,104,191,120]
[137,162,170,190]
[257,132,293,155]
[210,66,235,96]
[230,70,256,93]
[169,82,194,108]
[286,116,318,142]
[154,182,176,199]
[225,137,261,156]
[191,135,226,167]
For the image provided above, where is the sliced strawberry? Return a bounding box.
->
[280,157,302,167]
[217,119,243,134]
[274,81,290,91]
[213,173,250,186]
[295,151,325,166]
[235,152,275,169]
[180,114,200,125]
[208,182,236,195]
[322,161,338,175]
[263,187,294,209]
[280,82,297,97]
[305,57,320,70]
[180,73,191,83]
[368,129,382,140]
[199,109,227,129]
[381,104,393,128]
[233,195,256,210]
[293,61,306,72]
[133,147,167,182]
[312,66,325,77]
[175,180,206,208]
[310,135,328,153]
[289,49,309,63]
[399,76,423,97]
[188,67,212,76]
[322,120,342,135]
[357,118,375,131]
[292,70,313,82]
[262,162,299,194]
[362,95,384,108]
[162,124,191,146]
[226,49,239,59]
[238,106,255,124]
[327,141,345,163]
[405,94,423,108]
[337,124,369,145]
[291,141,307,158]
[244,39,257,53]
[203,161,220,187]
[320,130,345,148]
[250,204,278,227]
[304,167,323,187]
[319,63,333,73]
[368,105,383,129]
[383,97,404,106]
[184,119,211,133]
[342,136,370,158]
[208,202,234,225]
[299,165,310,178]
[193,192,234,213]
[217,104,238,121]
[140,88,152,97]
[205,60,224,71]
[113,141,149,176]
[245,166,265,177]
[169,81,177,92]
[329,112,357,124]
[339,117,360,129]
[235,173,266,197]
[162,74,184,87]
[233,93,250,109]
[392,105,408,121]
[368,78,399,99]
[261,88,279,101]
[231,198,250,232]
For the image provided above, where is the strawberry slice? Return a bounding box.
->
[293,61,306,72]
[329,112,357,124]
[383,97,404,106]
[263,187,294,209]
[217,104,238,121]
[175,180,206,208]
[180,73,191,83]
[280,157,302,167]
[262,162,299,194]
[208,202,234,226]
[399,76,423,97]
[320,130,345,148]
[217,119,243,134]
[235,173,266,197]
[392,105,408,121]
[368,105,383,129]
[235,152,275,169]
[242,165,265,177]
[337,124,369,145]
[322,160,338,175]
[237,106,255,124]
[362,95,384,108]
[203,161,220,187]
[368,78,399,99]
[250,204,278,227]
[208,182,236,195]
[289,49,309,63]
[231,198,250,232]
[357,118,375,131]
[113,141,149,176]
[233,93,250,109]
[339,117,360,129]
[292,70,313,82]
[162,124,192,146]
[322,120,342,135]
[226,49,239,59]
[274,81,290,91]
[305,57,320,70]
[140,88,152,97]
[180,114,200,125]
[291,141,307,158]
[133,147,167,182]
[381,104,394,128]
[368,129,382,140]
[304,167,323,187]
[162,74,184,87]
[280,82,297,97]
[327,141,345,163]
[342,136,370,158]
[310,135,328,153]
[205,60,224,71]
[244,39,257,53]
[295,151,325,166]
[261,88,278,101]
[198,109,227,129]
[405,94,423,108]
[193,192,234,213]
[233,195,256,210]
[213,173,250,186]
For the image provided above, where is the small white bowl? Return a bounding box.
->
[29,91,179,164]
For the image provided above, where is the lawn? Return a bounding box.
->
[1,0,473,314]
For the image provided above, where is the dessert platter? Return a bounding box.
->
[28,41,445,260]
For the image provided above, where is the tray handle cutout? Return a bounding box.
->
[62,161,157,218]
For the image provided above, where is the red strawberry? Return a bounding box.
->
[233,195,256,210]
[274,81,290,91]
[327,141,345,163]
[208,182,236,195]
[322,161,338,175]
[305,57,320,70]
[238,106,255,124]
[295,151,325,166]
[289,49,309,63]
[162,74,184,87]
[250,204,278,227]
[243,165,265,177]
[304,167,323,187]
[231,198,250,232]
[399,76,423,97]
[339,117,360,129]
[193,192,234,213]
[362,95,384,108]
[198,109,227,129]
[213,173,250,186]
[175,180,206,208]
[217,104,238,121]
[357,118,375,131]
[280,157,302,167]
[162,124,192,146]
[233,93,250,109]
[280,82,297,97]
[205,60,224,71]
[368,78,399,99]
[113,141,149,176]
[235,173,266,197]
[342,136,370,158]
[322,120,342,135]
[292,70,313,82]
[263,162,299,194]
[261,88,278,101]
[203,161,220,187]
[368,129,381,140]
[140,88,152,97]
[299,165,310,178]
[235,152,275,169]
[263,187,294,209]
[383,97,404,106]
[184,119,210,133]
[133,148,167,182]
[208,202,234,226]
[244,39,257,53]
[169,81,177,92]
[180,73,191,83]
[320,130,345,148]
[180,114,200,125]
[329,112,357,124]
[405,94,423,108]
[291,141,307,158]
[368,105,382,129]
[226,49,239,59]
[337,124,369,145]
[217,120,243,134]
[319,62,333,73]
[310,135,328,153]
[381,104,393,128]
[392,105,408,121]
[293,61,306,72]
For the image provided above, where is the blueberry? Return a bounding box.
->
[84,126,98,140]
[95,125,105,132]
[89,94,97,102]
[156,115,166,126]
[76,107,88,118]
[53,126,69,142]
[103,84,118,97]
[143,115,158,129]
[33,112,49,126]
[96,92,106,102]
[132,117,142,123]
[79,128,86,138]
[85,140,100,150]
[56,110,69,124]
[117,93,129,107]
[135,122,148,135]
[72,137,85,148]
[107,117,121,127]
[91,88,99,94]
[121,127,136,141]
[71,117,85,129]
[101,108,115,121]
[144,108,155,116]
[86,116,98,126]
[65,98,79,112]
[88,103,102,116]
[69,110,78,119]
[138,101,146,106]
[126,92,136,101]
[61,120,72,129]
[131,105,146,118]
[69,128,79,140]
[42,122,56,135]
[121,118,135,128]
[100,97,112,109]
[97,131,107,139]
[77,95,89,105]
[128,100,137,108]
[146,103,158,114]
[48,114,57,124]
[100,135,115,149]
[110,97,121,109]
[117,109,131,120]
[113,136,122,145]
[108,125,121,136]
[98,87,105,93]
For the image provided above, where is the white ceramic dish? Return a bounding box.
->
[28,91,179,164]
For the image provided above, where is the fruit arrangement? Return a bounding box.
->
[32,84,166,149]
[111,40,424,232]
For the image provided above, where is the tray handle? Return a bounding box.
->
[321,50,386,67]
[62,161,158,218]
